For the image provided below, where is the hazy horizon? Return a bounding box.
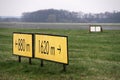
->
[0,0,120,17]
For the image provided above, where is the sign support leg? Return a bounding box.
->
[29,58,32,64]
[41,59,44,67]
[63,64,66,72]
[18,56,21,63]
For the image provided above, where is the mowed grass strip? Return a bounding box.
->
[0,28,120,80]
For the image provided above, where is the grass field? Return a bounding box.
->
[0,28,120,80]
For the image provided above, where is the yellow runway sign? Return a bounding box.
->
[35,34,68,64]
[13,33,33,57]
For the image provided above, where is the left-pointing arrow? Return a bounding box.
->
[57,45,61,54]
[15,40,18,46]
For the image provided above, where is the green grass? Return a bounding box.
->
[0,28,120,80]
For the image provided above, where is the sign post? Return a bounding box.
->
[13,32,34,64]
[35,34,68,71]
[13,32,69,71]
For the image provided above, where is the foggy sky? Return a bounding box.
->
[0,0,120,16]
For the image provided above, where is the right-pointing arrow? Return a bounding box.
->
[57,45,61,54]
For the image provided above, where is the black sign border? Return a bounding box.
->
[34,33,69,65]
[12,32,34,58]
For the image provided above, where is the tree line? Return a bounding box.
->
[0,9,120,23]
[0,17,20,22]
